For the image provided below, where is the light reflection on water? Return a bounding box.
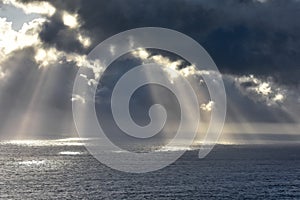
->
[0,138,90,146]
[18,160,46,166]
[0,137,237,150]
[16,159,68,171]
[58,151,83,155]
[0,138,87,171]
[0,140,299,199]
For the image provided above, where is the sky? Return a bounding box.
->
[0,0,299,144]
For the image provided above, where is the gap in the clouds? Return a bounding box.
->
[0,4,40,30]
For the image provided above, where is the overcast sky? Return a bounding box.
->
[0,0,299,144]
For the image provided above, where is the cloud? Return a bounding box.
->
[200,101,214,112]
[2,0,56,16]
[33,46,98,69]
[0,13,98,137]
[11,0,300,85]
[0,17,45,56]
[71,94,86,104]
[130,47,299,123]
[132,48,211,77]
[234,74,287,106]
[0,0,299,139]
[62,11,79,29]
[223,73,300,123]
[132,48,185,82]
[273,94,284,102]
[34,48,61,68]
[0,16,97,73]
[77,33,91,48]
[38,0,299,85]
[132,48,183,71]
[7,0,300,84]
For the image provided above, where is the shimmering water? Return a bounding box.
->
[0,139,299,199]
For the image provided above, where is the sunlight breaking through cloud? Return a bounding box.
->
[71,94,86,104]
[0,15,94,70]
[132,48,182,69]
[200,101,215,112]
[62,11,79,29]
[234,74,287,106]
[0,0,299,145]
[34,48,62,68]
[77,33,91,48]
[132,48,200,82]
[0,17,45,56]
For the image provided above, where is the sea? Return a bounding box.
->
[0,138,299,199]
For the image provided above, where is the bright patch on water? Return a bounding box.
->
[19,160,46,166]
[0,138,91,146]
[156,146,193,152]
[0,141,299,199]
[59,151,82,155]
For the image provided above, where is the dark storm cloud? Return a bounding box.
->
[1,0,299,139]
[18,0,300,85]
[38,12,87,54]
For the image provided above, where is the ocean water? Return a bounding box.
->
[0,139,299,199]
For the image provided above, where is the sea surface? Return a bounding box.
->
[0,138,299,199]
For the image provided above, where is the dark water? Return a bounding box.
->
[0,139,299,199]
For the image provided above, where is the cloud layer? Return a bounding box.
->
[14,0,299,85]
[0,0,299,140]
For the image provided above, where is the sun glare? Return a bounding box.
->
[62,12,79,28]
